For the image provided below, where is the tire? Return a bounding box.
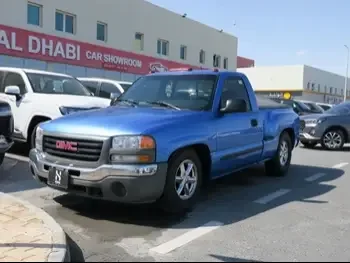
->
[265,132,292,177]
[0,153,4,166]
[159,149,203,214]
[29,123,42,149]
[321,129,345,151]
[301,142,317,148]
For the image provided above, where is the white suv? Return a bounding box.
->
[0,67,111,148]
[77,77,132,99]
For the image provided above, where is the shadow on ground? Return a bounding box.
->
[53,163,344,231]
[300,144,350,152]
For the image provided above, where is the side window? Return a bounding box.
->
[80,80,99,95]
[221,77,251,111]
[100,83,121,99]
[0,71,4,92]
[4,72,27,94]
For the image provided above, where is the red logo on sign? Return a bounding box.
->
[55,141,78,152]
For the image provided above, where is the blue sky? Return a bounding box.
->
[147,0,350,76]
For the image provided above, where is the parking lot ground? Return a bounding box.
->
[1,144,350,261]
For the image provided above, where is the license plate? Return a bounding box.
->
[48,167,69,189]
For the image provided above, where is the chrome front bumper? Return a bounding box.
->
[300,132,320,141]
[29,149,158,181]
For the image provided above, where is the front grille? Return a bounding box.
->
[300,120,305,131]
[43,135,104,162]
[0,115,13,138]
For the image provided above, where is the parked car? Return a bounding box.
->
[315,102,333,111]
[77,77,132,100]
[0,67,111,148]
[0,100,14,166]
[300,102,350,150]
[271,98,317,115]
[296,100,324,113]
[29,69,299,214]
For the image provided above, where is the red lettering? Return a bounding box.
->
[55,141,78,152]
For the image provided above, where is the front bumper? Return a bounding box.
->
[299,125,325,143]
[29,149,168,204]
[0,135,14,154]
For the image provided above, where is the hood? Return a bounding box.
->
[33,94,111,109]
[41,106,207,137]
[300,113,337,120]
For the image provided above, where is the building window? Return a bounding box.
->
[27,2,42,26]
[324,85,327,93]
[157,39,169,56]
[180,45,187,60]
[55,10,76,34]
[317,84,320,92]
[199,50,205,64]
[307,82,310,89]
[223,58,228,69]
[134,33,144,51]
[329,87,333,94]
[213,54,221,67]
[335,88,338,94]
[311,83,315,91]
[97,22,107,41]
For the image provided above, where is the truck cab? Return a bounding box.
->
[29,69,299,214]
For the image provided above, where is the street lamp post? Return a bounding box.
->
[344,45,349,102]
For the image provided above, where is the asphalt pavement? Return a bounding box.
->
[1,143,350,262]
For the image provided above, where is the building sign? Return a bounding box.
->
[0,24,199,74]
[255,91,303,99]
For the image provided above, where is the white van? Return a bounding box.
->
[0,67,110,148]
[77,77,132,99]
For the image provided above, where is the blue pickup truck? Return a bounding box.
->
[29,69,299,213]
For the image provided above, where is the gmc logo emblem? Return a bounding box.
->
[56,140,78,152]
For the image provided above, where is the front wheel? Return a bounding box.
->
[321,130,345,150]
[265,132,292,177]
[159,149,202,214]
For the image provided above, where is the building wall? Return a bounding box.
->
[237,56,255,68]
[237,65,305,92]
[0,0,237,72]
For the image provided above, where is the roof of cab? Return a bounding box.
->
[77,77,132,84]
[0,67,72,77]
[149,69,246,78]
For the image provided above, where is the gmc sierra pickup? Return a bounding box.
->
[29,68,300,213]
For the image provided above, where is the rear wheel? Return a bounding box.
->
[301,142,317,148]
[265,132,292,177]
[321,129,345,150]
[159,149,202,214]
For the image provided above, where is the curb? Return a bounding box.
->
[0,192,69,262]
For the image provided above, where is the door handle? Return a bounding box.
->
[251,119,258,127]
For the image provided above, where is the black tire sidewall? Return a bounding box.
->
[277,132,292,173]
[30,123,41,149]
[321,130,345,150]
[301,142,317,148]
[160,149,202,213]
[0,153,4,166]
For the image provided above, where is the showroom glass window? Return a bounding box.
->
[27,2,42,26]
[97,22,107,42]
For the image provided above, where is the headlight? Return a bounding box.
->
[110,136,155,164]
[59,106,97,115]
[112,135,155,150]
[35,126,44,151]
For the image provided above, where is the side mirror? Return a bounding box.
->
[220,99,247,114]
[5,85,21,100]
[110,92,120,100]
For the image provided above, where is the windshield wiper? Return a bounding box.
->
[144,101,181,110]
[113,99,139,107]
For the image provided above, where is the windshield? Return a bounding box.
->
[326,102,350,115]
[27,73,92,96]
[117,74,218,111]
[120,83,132,92]
[303,102,324,112]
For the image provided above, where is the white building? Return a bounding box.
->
[0,0,238,82]
[238,65,350,104]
